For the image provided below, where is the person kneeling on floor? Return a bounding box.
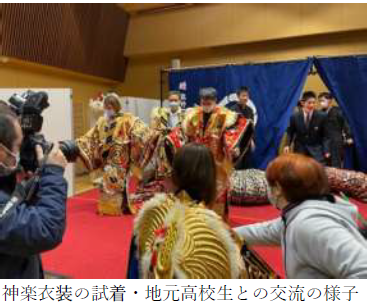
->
[235,153,367,279]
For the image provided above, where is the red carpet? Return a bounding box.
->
[42,189,135,279]
[43,190,367,279]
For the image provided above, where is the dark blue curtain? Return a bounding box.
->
[169,59,313,169]
[225,60,313,168]
[169,66,230,107]
[314,56,367,173]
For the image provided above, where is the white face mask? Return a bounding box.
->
[202,105,214,114]
[169,102,179,110]
[267,185,279,209]
[104,110,115,120]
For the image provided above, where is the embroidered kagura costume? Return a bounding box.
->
[150,107,185,131]
[130,191,277,279]
[160,106,254,217]
[147,107,185,180]
[76,113,159,215]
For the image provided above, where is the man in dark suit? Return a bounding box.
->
[319,92,353,168]
[284,91,330,164]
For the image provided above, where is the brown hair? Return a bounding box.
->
[266,153,329,203]
[172,143,217,205]
[103,94,121,113]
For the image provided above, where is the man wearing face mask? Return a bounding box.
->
[0,112,68,279]
[145,92,185,181]
[151,91,184,132]
[318,92,353,168]
[284,91,330,164]
[160,87,254,219]
[76,93,159,215]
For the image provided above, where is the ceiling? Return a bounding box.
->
[117,3,194,15]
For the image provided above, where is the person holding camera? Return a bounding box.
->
[0,112,68,279]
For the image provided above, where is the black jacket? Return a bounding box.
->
[324,106,352,143]
[287,110,330,163]
[227,102,255,122]
[0,165,67,279]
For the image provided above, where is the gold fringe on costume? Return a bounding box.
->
[134,191,277,279]
[150,107,185,132]
[134,192,245,279]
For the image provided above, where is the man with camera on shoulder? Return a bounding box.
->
[0,111,68,279]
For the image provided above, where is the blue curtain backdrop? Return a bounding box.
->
[169,66,231,108]
[169,59,313,169]
[314,56,367,173]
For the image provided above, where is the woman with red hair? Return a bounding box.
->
[236,153,367,279]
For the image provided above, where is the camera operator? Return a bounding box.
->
[0,112,68,279]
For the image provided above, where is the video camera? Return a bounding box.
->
[8,90,79,172]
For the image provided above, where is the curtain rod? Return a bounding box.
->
[314,54,366,59]
[162,53,366,73]
[162,58,307,72]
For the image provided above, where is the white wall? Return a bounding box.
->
[120,96,161,125]
[0,88,74,196]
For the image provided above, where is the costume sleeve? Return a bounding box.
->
[223,115,254,163]
[129,118,160,172]
[182,108,197,141]
[75,118,102,171]
[235,218,283,246]
[157,127,187,178]
[150,108,164,131]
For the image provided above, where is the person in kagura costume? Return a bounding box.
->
[150,91,185,132]
[160,87,254,219]
[129,144,277,279]
[76,94,159,215]
[145,91,185,181]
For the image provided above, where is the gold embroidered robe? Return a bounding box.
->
[160,106,254,217]
[76,113,159,214]
[133,191,277,279]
